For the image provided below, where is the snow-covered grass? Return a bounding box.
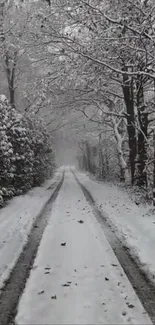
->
[0,169,62,290]
[16,170,151,324]
[75,170,155,284]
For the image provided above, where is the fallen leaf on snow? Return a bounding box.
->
[38,290,44,295]
[61,242,66,246]
[127,303,135,309]
[122,311,127,316]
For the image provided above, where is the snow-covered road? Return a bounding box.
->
[16,169,151,324]
[74,169,155,284]
[0,170,63,290]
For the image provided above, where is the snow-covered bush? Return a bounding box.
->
[0,95,55,207]
[8,112,34,192]
[0,96,14,204]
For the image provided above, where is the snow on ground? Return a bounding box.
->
[16,170,151,325]
[75,169,155,283]
[0,169,62,290]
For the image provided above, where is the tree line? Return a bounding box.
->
[34,0,155,202]
[1,0,155,203]
[0,0,56,207]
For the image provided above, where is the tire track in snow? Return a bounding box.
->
[0,171,65,325]
[73,170,155,324]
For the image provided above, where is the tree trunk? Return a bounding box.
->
[85,141,92,173]
[122,70,137,184]
[153,129,155,206]
[112,116,128,182]
[5,52,16,108]
[105,147,109,176]
[0,3,16,109]
[9,84,16,108]
[0,2,4,43]
[136,79,148,187]
[98,134,104,179]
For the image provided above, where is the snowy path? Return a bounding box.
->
[0,169,63,290]
[16,169,151,325]
[74,169,155,283]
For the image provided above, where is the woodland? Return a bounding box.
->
[1,0,155,205]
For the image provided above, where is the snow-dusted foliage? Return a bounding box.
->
[0,96,55,207]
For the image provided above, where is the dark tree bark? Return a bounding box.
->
[136,76,148,187]
[0,3,16,109]
[85,141,91,173]
[122,70,137,184]
[5,51,17,108]
[98,134,105,179]
[105,147,109,176]
[153,130,155,206]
